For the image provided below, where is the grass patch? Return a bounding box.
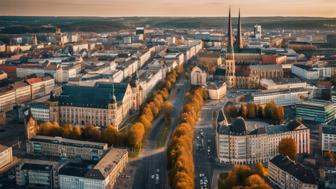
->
[156,123,170,148]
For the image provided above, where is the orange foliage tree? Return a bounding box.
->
[168,87,205,189]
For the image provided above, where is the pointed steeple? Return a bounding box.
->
[227,6,234,54]
[235,9,243,50]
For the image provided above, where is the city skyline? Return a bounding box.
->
[1,0,336,17]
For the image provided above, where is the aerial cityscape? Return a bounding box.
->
[0,1,336,189]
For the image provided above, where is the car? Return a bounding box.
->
[151,175,155,179]
[155,174,159,184]
[156,169,160,173]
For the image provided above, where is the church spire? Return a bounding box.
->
[235,9,243,50]
[227,6,234,54]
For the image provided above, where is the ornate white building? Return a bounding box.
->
[215,109,310,164]
[190,66,207,86]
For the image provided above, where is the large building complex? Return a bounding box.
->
[26,135,108,161]
[216,110,310,164]
[252,88,309,106]
[16,159,62,189]
[59,148,128,189]
[268,155,318,189]
[296,99,336,124]
[0,76,55,112]
[49,83,134,129]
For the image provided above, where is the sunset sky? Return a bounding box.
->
[1,0,336,17]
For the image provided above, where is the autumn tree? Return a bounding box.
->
[219,165,271,189]
[163,100,173,125]
[168,87,204,189]
[278,137,297,160]
[244,174,272,189]
[101,125,125,146]
[247,103,256,119]
[256,162,268,177]
[273,106,285,124]
[81,125,101,142]
[240,104,247,119]
[70,126,82,139]
[127,122,145,149]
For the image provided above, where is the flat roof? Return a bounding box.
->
[59,148,127,179]
[297,99,334,108]
[31,135,107,149]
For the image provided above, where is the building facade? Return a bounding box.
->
[190,66,207,86]
[49,83,133,129]
[59,148,128,189]
[16,159,62,189]
[207,81,227,100]
[216,111,310,164]
[26,135,108,161]
[296,99,336,124]
[321,126,336,153]
[0,145,13,170]
[252,88,309,106]
[268,155,318,189]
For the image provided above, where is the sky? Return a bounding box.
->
[0,0,336,17]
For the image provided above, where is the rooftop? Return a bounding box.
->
[322,126,336,135]
[270,155,317,185]
[293,64,315,71]
[59,148,128,180]
[297,99,334,108]
[58,83,129,108]
[31,135,108,149]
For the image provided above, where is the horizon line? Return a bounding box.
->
[1,15,336,19]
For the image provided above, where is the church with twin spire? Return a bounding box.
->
[224,8,260,89]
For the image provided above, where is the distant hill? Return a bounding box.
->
[0,16,336,34]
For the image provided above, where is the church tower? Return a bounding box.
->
[234,9,243,50]
[225,7,236,88]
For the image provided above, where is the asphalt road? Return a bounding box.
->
[193,99,233,189]
[131,76,189,189]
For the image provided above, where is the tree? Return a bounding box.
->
[241,104,247,119]
[225,104,238,120]
[278,137,297,160]
[247,103,256,119]
[219,165,271,189]
[101,125,120,145]
[264,102,275,120]
[70,126,82,139]
[245,174,272,189]
[163,101,173,125]
[62,124,73,138]
[127,122,145,149]
[256,162,268,177]
[256,105,264,118]
[274,106,285,124]
[81,125,101,142]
